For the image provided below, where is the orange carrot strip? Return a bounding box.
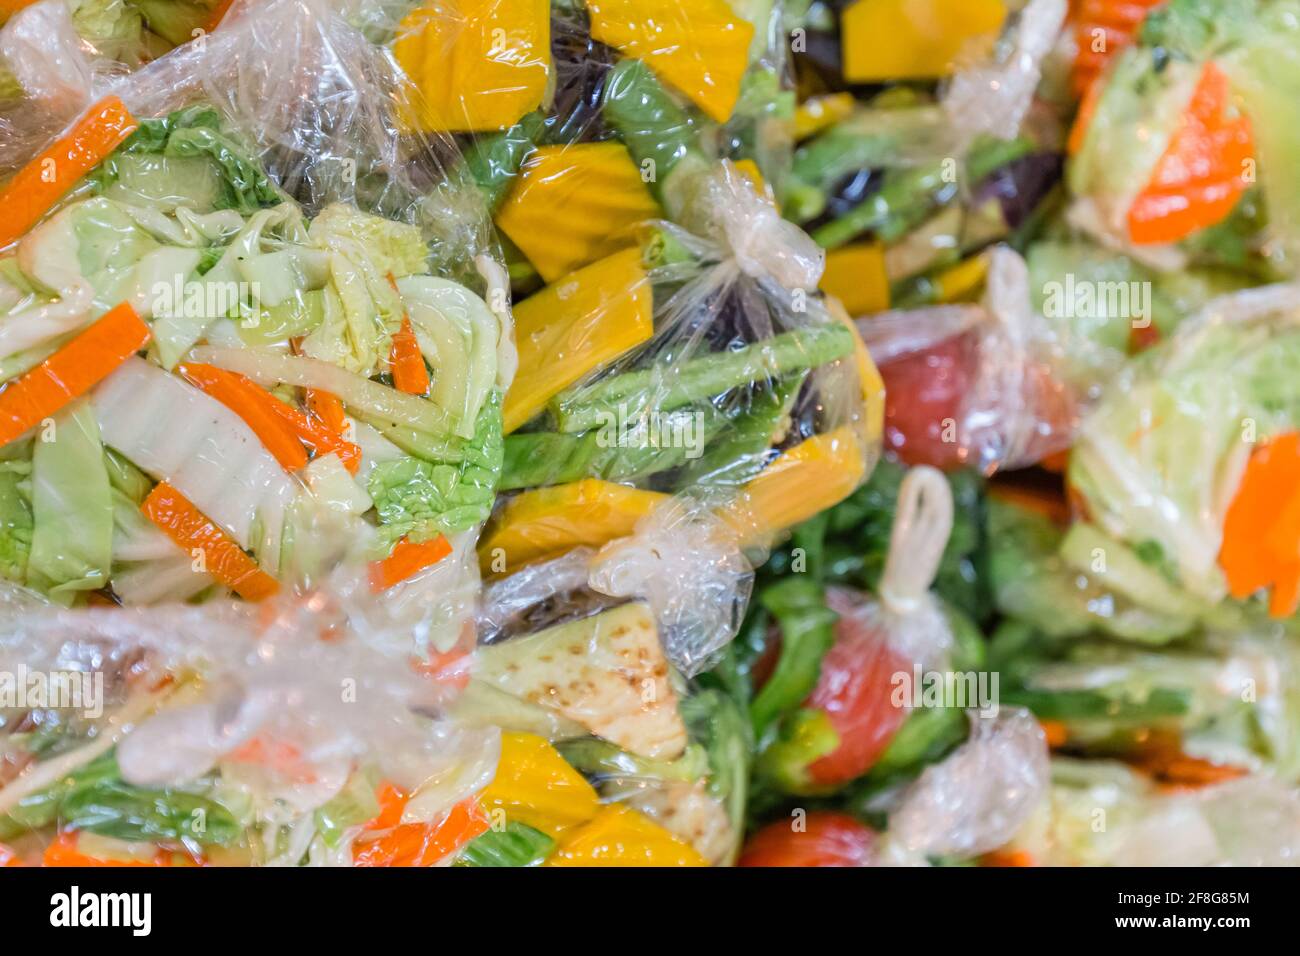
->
[390,315,430,396]
[1220,432,1300,613]
[178,362,309,471]
[141,481,279,601]
[0,842,22,866]
[353,798,489,867]
[1127,62,1253,245]
[0,302,150,447]
[366,782,410,832]
[1070,0,1165,99]
[368,534,452,592]
[980,849,1036,867]
[1040,719,1069,749]
[42,832,170,868]
[260,392,362,475]
[0,97,137,249]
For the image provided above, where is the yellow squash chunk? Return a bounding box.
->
[477,732,601,837]
[841,0,1006,82]
[821,242,890,317]
[586,0,755,123]
[496,143,664,283]
[935,253,990,303]
[503,248,655,433]
[479,478,668,574]
[828,297,886,445]
[474,603,688,760]
[794,93,856,140]
[725,427,869,541]
[546,804,709,866]
[393,0,550,132]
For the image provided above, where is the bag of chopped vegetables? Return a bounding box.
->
[449,533,754,866]
[787,0,1069,318]
[859,245,1078,473]
[1065,0,1300,280]
[995,757,1300,866]
[323,1,881,573]
[0,0,509,660]
[0,579,500,867]
[737,709,1049,866]
[740,466,986,799]
[1065,283,1300,623]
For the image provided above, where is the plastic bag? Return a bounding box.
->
[0,576,499,866]
[751,465,985,796]
[1002,758,1300,866]
[861,246,1079,473]
[0,0,507,656]
[1067,284,1300,615]
[1064,0,1300,279]
[784,0,1068,313]
[878,709,1050,863]
[461,538,754,865]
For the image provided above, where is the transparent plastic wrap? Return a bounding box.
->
[0,0,508,654]
[860,246,1079,473]
[452,536,754,866]
[0,579,500,866]
[747,466,986,798]
[1063,0,1300,280]
[1001,758,1300,866]
[1065,284,1300,619]
[737,710,1049,867]
[785,0,1069,316]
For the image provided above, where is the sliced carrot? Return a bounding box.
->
[289,336,356,467]
[0,302,150,447]
[0,842,22,866]
[353,798,490,867]
[1220,432,1300,614]
[1127,62,1253,245]
[369,534,452,592]
[141,480,279,601]
[258,387,361,475]
[0,97,138,249]
[42,832,171,867]
[1040,719,1070,749]
[980,849,1036,867]
[366,782,410,832]
[306,387,348,432]
[413,646,474,690]
[390,315,430,396]
[1131,735,1250,788]
[178,362,309,472]
[1070,0,1166,99]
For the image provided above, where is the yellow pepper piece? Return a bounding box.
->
[826,296,885,447]
[725,427,869,542]
[478,733,601,838]
[935,253,990,303]
[478,478,668,574]
[496,143,663,283]
[841,0,1006,82]
[794,93,856,140]
[503,248,655,433]
[545,804,709,866]
[585,0,754,122]
[393,0,550,132]
[820,242,890,317]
